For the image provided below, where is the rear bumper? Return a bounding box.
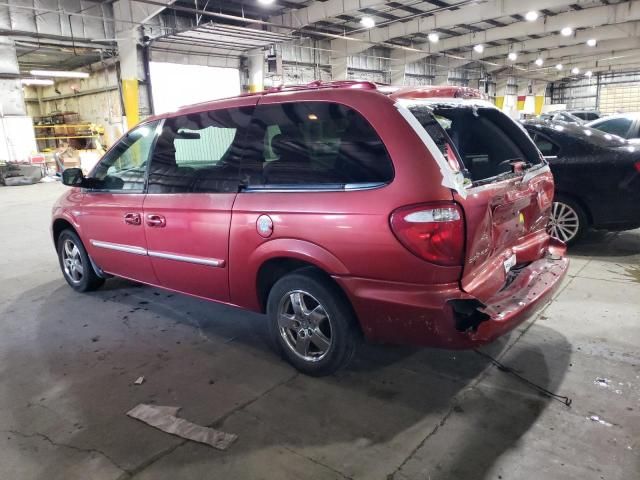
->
[334,251,568,349]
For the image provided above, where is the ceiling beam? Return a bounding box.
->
[545,49,640,80]
[475,22,640,62]
[336,0,593,56]
[352,1,640,66]
[487,37,640,72]
[270,0,389,29]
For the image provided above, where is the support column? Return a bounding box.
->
[113,0,173,128]
[434,68,449,86]
[0,38,36,162]
[247,48,264,92]
[330,39,349,80]
[118,34,140,129]
[389,50,406,86]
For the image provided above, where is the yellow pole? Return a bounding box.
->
[534,95,545,115]
[122,79,139,129]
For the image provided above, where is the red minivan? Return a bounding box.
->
[52,81,568,375]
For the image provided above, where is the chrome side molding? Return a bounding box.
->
[90,240,147,256]
[89,240,224,267]
[147,250,225,267]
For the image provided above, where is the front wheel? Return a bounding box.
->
[548,196,588,245]
[57,229,105,292]
[267,270,359,376]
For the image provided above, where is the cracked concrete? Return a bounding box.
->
[0,182,638,480]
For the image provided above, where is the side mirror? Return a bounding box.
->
[61,168,85,187]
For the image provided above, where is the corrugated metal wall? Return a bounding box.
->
[0,0,114,40]
[404,59,436,86]
[550,70,640,113]
[347,46,390,84]
[174,127,235,164]
[280,38,331,84]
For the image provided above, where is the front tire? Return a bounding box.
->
[57,229,105,292]
[548,195,588,245]
[267,269,359,376]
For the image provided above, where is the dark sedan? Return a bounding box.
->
[524,121,640,244]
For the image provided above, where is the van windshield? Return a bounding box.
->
[407,104,543,183]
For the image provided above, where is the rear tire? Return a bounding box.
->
[57,229,105,292]
[548,195,588,245]
[267,269,359,376]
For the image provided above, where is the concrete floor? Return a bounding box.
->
[0,182,638,480]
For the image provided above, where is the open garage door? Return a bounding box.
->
[147,21,292,113]
[149,62,241,114]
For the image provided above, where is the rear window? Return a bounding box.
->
[408,104,542,182]
[246,102,394,187]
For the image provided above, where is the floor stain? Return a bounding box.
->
[621,264,640,283]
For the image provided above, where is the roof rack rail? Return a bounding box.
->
[265,80,378,94]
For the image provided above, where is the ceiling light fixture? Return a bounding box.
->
[535,57,544,66]
[587,38,597,47]
[30,70,89,78]
[428,32,439,43]
[360,16,375,28]
[257,0,275,5]
[556,63,563,70]
[508,52,518,61]
[20,78,54,86]
[561,27,573,36]
[585,70,593,77]
[571,67,580,74]
[473,44,484,53]
[525,11,539,22]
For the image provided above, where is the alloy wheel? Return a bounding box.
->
[62,239,84,284]
[548,201,580,243]
[277,290,333,362]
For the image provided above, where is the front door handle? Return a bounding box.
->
[146,214,166,227]
[124,212,141,225]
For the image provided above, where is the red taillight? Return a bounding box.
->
[390,203,465,266]
[634,161,640,172]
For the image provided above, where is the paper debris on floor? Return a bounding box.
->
[126,403,237,450]
[134,376,145,385]
[588,414,613,427]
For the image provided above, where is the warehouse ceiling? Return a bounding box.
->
[156,0,640,80]
[3,0,640,80]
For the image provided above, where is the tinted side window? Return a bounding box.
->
[532,133,560,157]
[91,122,159,192]
[248,102,393,186]
[592,117,632,137]
[148,107,254,193]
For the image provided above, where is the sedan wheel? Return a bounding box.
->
[548,200,581,244]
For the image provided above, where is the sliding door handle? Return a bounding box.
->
[124,212,141,225]
[146,214,166,227]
